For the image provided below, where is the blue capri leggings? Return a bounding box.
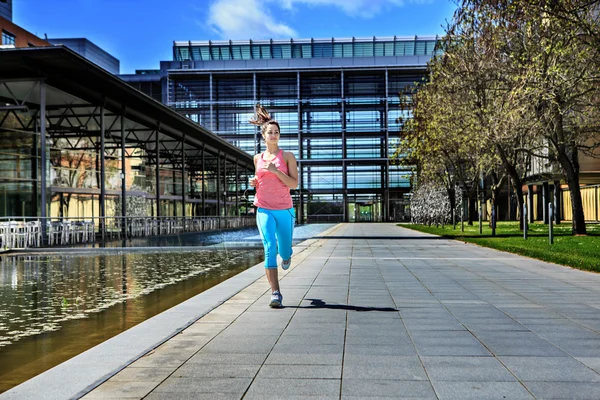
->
[256,207,295,269]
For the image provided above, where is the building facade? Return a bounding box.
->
[0,0,11,22]
[47,38,120,74]
[123,36,437,223]
[0,15,50,48]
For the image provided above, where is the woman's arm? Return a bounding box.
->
[249,154,260,188]
[265,151,298,189]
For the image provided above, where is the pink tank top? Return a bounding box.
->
[254,150,293,210]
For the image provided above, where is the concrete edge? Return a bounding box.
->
[0,225,339,400]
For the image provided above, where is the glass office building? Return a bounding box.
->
[125,36,438,222]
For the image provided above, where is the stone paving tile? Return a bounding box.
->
[430,381,534,400]
[151,377,252,394]
[343,355,427,381]
[186,353,268,365]
[145,393,242,400]
[244,378,340,397]
[172,363,261,378]
[256,365,342,379]
[265,352,343,365]
[345,343,417,356]
[80,381,159,399]
[245,396,339,400]
[499,356,600,382]
[524,381,600,399]
[420,356,516,382]
[575,357,600,374]
[108,367,174,382]
[341,379,436,398]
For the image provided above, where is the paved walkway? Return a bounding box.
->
[7,223,600,399]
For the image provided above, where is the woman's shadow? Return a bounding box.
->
[290,298,398,312]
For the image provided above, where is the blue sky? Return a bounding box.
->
[13,0,457,74]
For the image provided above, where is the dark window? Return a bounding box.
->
[2,30,15,46]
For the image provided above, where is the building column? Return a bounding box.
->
[155,127,161,225]
[181,135,187,231]
[235,162,239,217]
[384,69,390,222]
[223,157,227,217]
[209,73,214,131]
[121,113,127,238]
[201,144,205,216]
[39,81,47,244]
[100,106,106,241]
[216,152,221,226]
[297,71,304,224]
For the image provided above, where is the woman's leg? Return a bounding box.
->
[256,208,280,293]
[265,268,279,293]
[256,208,278,267]
[273,208,295,262]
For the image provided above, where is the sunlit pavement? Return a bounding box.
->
[5,223,600,399]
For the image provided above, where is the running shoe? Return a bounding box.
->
[269,291,283,308]
[281,258,292,270]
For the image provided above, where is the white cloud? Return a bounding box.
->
[207,0,428,39]
[208,0,297,40]
[282,0,407,18]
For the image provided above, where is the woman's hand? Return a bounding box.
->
[265,161,279,174]
[249,176,259,188]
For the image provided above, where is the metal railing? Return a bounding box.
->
[0,215,256,251]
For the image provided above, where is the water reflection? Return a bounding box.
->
[0,249,262,393]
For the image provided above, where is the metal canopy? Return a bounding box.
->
[0,46,253,167]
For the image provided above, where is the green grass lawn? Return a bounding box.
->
[400,221,600,273]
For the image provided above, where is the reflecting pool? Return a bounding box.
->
[0,249,262,393]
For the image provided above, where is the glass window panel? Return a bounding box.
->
[384,42,394,56]
[292,44,302,58]
[302,44,311,58]
[346,137,383,158]
[176,47,189,61]
[404,41,415,55]
[252,45,261,59]
[313,43,333,58]
[220,46,231,60]
[333,43,343,57]
[302,166,342,190]
[200,46,210,60]
[231,45,242,60]
[427,40,438,55]
[210,46,220,60]
[389,165,413,188]
[394,42,405,56]
[415,41,427,55]
[354,42,373,57]
[301,111,342,133]
[2,30,15,46]
[374,43,384,56]
[301,137,342,159]
[347,165,382,189]
[190,46,201,61]
[261,45,271,59]
[240,45,252,59]
[343,43,353,57]
[272,45,283,59]
[281,44,292,59]
[346,110,384,132]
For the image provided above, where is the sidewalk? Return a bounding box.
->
[6,223,600,399]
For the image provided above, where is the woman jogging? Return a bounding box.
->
[249,104,298,308]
